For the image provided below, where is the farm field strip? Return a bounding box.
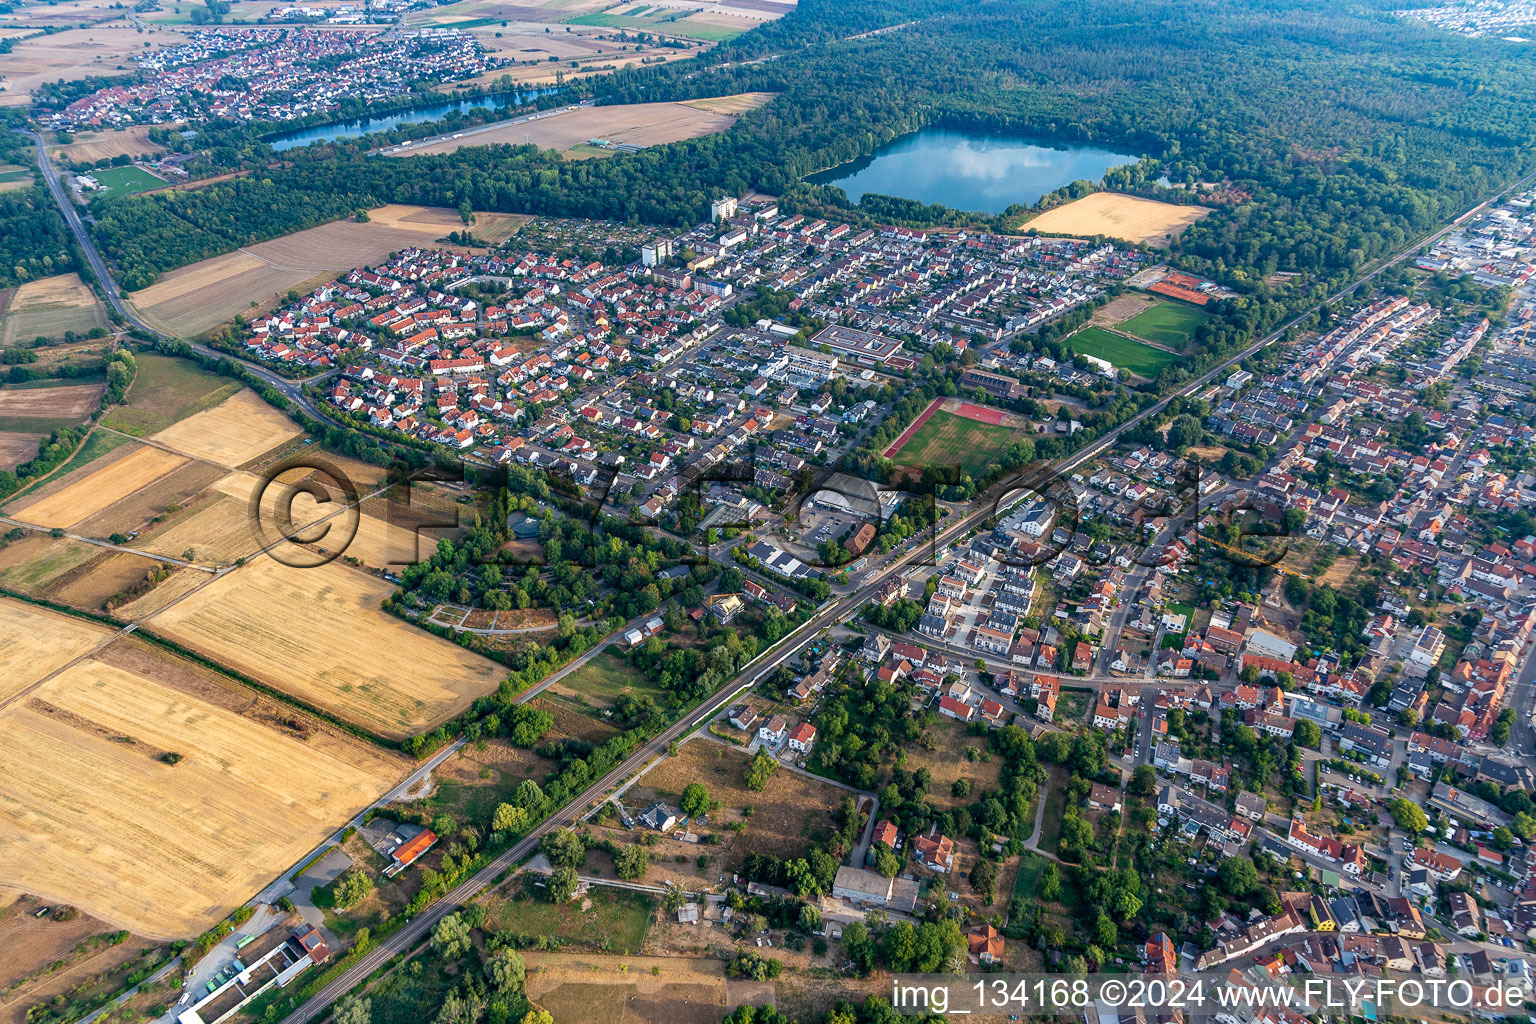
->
[148,389,303,468]
[7,444,188,528]
[146,557,505,739]
[0,651,405,936]
[131,206,528,336]
[391,101,739,157]
[0,273,107,345]
[0,381,104,420]
[0,596,110,703]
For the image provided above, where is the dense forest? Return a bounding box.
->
[0,186,75,288]
[84,0,1536,295]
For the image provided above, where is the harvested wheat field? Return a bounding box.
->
[147,557,505,738]
[48,125,166,164]
[112,565,208,619]
[0,27,186,104]
[680,91,776,115]
[0,596,109,704]
[149,389,303,468]
[131,205,529,335]
[69,458,226,542]
[136,493,259,567]
[0,381,103,420]
[0,273,107,344]
[395,101,738,158]
[0,643,406,936]
[338,509,462,569]
[8,444,188,529]
[1024,192,1212,247]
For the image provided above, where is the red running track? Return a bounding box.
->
[883,396,944,458]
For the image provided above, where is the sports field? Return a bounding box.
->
[889,404,1028,477]
[1066,326,1179,377]
[0,640,406,936]
[147,557,506,739]
[1116,300,1209,347]
[87,164,165,198]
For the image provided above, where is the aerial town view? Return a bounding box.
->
[4,0,1536,1023]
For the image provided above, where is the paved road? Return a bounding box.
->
[17,127,337,419]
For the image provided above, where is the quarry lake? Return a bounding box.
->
[806,129,1139,213]
[268,90,552,151]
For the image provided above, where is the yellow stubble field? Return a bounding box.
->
[1022,192,1212,247]
[7,444,188,529]
[0,647,407,936]
[0,597,107,704]
[148,389,304,468]
[48,125,166,164]
[0,27,188,106]
[147,557,505,738]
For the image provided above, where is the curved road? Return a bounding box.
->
[17,128,337,419]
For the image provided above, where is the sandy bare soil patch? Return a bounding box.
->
[9,444,188,529]
[132,206,529,335]
[149,389,303,468]
[48,124,167,164]
[147,557,504,738]
[0,431,41,470]
[521,952,772,1024]
[0,596,109,705]
[0,26,186,105]
[0,382,104,420]
[0,645,406,937]
[396,101,736,157]
[1091,292,1156,326]
[1024,192,1212,247]
[1,273,108,344]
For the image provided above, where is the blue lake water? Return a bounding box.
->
[268,90,550,151]
[806,128,1140,213]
